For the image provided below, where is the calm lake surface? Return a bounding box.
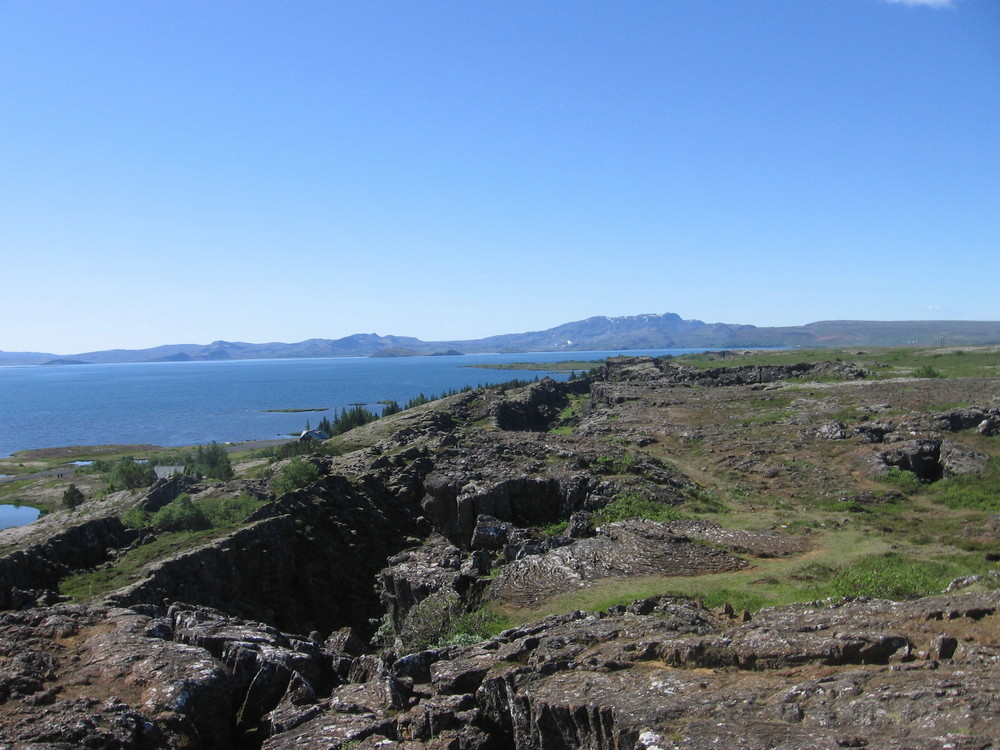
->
[0,350,700,457]
[0,505,40,529]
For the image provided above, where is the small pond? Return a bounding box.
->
[0,505,41,530]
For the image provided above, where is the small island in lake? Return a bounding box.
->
[369,348,464,358]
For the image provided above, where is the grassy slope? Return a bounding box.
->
[504,346,1000,622]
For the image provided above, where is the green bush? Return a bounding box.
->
[684,486,728,513]
[399,590,458,651]
[121,492,263,532]
[441,604,509,646]
[199,493,265,527]
[271,458,322,495]
[121,507,152,529]
[187,443,233,480]
[914,364,944,379]
[150,494,210,532]
[877,467,923,494]
[158,444,233,480]
[398,590,510,651]
[594,492,689,525]
[593,454,636,474]
[540,520,570,537]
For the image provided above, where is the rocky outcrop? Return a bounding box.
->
[137,473,203,512]
[493,377,583,431]
[417,430,612,547]
[934,406,1000,434]
[489,519,749,608]
[0,605,235,748]
[255,591,1000,749]
[107,476,427,637]
[422,474,571,547]
[594,357,869,388]
[3,591,997,749]
[877,439,944,481]
[0,516,136,606]
[870,439,990,482]
[379,538,482,633]
[940,441,992,477]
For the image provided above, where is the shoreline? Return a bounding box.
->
[0,438,293,489]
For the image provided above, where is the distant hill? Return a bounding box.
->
[2,313,998,366]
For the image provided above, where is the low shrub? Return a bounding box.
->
[199,493,265,527]
[150,494,210,532]
[540,519,569,537]
[914,364,944,379]
[594,492,689,525]
[877,467,923,494]
[121,492,264,532]
[121,507,151,529]
[398,590,510,651]
[831,554,945,599]
[271,458,322,495]
[593,454,636,474]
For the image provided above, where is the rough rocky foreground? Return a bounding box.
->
[1,592,997,749]
[0,354,998,748]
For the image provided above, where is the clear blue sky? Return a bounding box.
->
[2,0,997,354]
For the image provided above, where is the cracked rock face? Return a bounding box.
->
[0,605,236,748]
[489,520,749,608]
[4,592,999,749]
[255,591,1000,750]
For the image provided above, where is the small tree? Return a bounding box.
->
[189,442,233,480]
[62,484,85,509]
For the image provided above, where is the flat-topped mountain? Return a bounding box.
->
[3,312,1000,365]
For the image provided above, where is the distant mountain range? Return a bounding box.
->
[3,313,999,366]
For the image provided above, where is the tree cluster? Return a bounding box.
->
[180,442,234,480]
[94,456,156,492]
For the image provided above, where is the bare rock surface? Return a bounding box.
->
[491,520,749,607]
[257,591,1000,749]
[0,604,235,748]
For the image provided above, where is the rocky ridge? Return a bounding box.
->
[0,354,998,747]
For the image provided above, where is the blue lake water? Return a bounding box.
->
[0,505,40,529]
[0,350,701,457]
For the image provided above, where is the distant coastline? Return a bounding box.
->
[3,313,1000,367]
[3,349,670,458]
